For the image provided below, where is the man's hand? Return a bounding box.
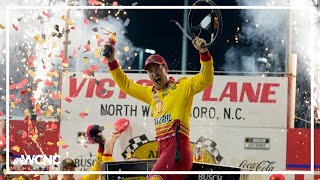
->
[103,44,115,62]
[192,36,208,53]
[110,131,121,140]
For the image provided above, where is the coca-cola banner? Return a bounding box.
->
[59,72,287,171]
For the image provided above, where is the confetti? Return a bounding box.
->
[65,97,73,103]
[52,42,57,48]
[57,140,64,146]
[47,142,54,146]
[9,94,15,100]
[12,24,18,31]
[56,108,61,115]
[17,17,22,22]
[21,88,31,95]
[14,98,21,104]
[83,69,92,76]
[44,111,51,117]
[30,97,36,104]
[94,48,101,58]
[28,69,36,78]
[34,34,46,44]
[97,38,104,46]
[92,27,98,32]
[42,11,50,17]
[10,102,15,108]
[61,15,66,21]
[124,18,130,27]
[79,112,88,118]
[31,134,38,142]
[20,78,29,86]
[53,81,59,87]
[11,145,20,152]
[62,145,69,149]
[91,65,99,71]
[84,44,91,52]
[82,57,88,64]
[66,19,74,25]
[9,84,16,90]
[88,0,101,5]
[72,50,77,58]
[52,93,61,100]
[45,79,52,86]
[0,24,5,29]
[48,105,54,112]
[124,46,129,52]
[84,18,89,24]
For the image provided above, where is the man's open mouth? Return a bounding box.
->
[154,77,161,85]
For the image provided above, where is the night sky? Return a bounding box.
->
[123,1,243,72]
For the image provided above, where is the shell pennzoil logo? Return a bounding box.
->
[122,135,223,164]
[154,100,164,114]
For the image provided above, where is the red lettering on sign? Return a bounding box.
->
[239,83,261,102]
[202,82,280,103]
[260,83,279,103]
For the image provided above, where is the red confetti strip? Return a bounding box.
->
[48,52,52,57]
[0,112,4,116]
[21,88,31,95]
[42,11,50,17]
[9,94,15,100]
[97,38,104,46]
[91,65,99,71]
[84,19,89,24]
[14,98,22,104]
[9,84,16,90]
[62,57,68,64]
[88,0,100,5]
[72,50,77,58]
[60,50,65,58]
[84,44,91,51]
[65,97,73,103]
[45,80,52,86]
[12,24,18,31]
[79,112,88,118]
[52,93,61,100]
[30,97,36,103]
[62,145,69,149]
[20,78,29,86]
[83,69,92,76]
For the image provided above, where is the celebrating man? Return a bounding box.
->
[105,36,214,180]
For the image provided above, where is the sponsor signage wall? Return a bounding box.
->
[60,72,288,171]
